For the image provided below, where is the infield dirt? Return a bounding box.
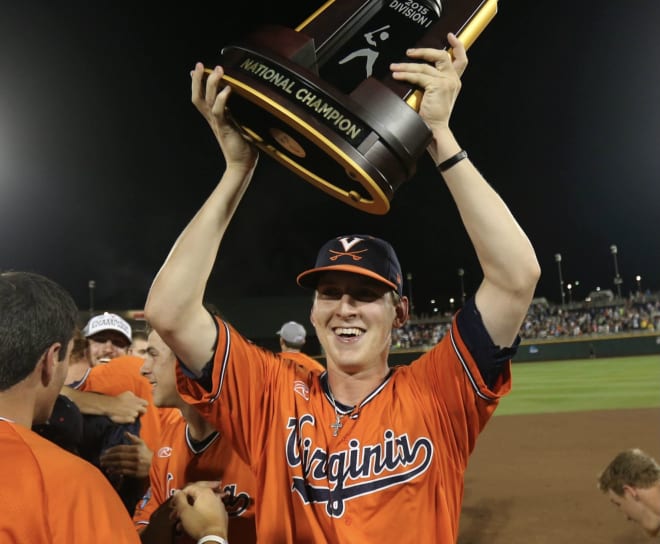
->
[458,408,660,544]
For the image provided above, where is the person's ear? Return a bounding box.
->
[393,296,409,328]
[39,343,63,387]
[623,485,639,501]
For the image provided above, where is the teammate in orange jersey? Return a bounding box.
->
[134,328,256,543]
[68,322,179,470]
[61,314,150,428]
[60,318,156,513]
[145,34,540,542]
[0,271,139,543]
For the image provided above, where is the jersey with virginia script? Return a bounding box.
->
[133,411,257,544]
[0,421,139,543]
[176,313,511,543]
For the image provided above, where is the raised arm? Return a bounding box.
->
[391,34,540,347]
[144,64,258,373]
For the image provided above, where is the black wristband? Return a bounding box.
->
[437,150,468,172]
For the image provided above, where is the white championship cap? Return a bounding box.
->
[82,312,132,344]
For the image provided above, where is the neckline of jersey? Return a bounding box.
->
[320,369,394,415]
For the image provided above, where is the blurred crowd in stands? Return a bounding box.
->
[392,293,660,350]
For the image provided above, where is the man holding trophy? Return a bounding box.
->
[146,25,539,543]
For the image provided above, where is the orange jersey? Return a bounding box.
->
[288,352,325,374]
[133,412,257,543]
[176,315,511,543]
[0,420,139,543]
[75,355,174,452]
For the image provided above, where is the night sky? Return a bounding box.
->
[2,1,660,315]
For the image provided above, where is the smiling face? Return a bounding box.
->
[310,271,408,374]
[608,487,660,537]
[140,330,179,408]
[86,331,130,365]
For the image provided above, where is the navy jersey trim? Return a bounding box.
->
[69,367,91,390]
[320,370,394,416]
[185,424,221,454]
[209,319,231,404]
[449,326,497,402]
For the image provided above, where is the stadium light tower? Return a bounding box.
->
[609,244,623,298]
[554,253,565,306]
[457,268,466,306]
[567,283,573,304]
[636,275,642,294]
[406,272,414,316]
[88,279,96,316]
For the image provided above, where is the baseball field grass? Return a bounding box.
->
[496,354,660,416]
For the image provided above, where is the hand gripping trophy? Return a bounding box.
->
[210,0,497,214]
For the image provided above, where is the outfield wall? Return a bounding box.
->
[114,295,659,364]
[362,332,660,366]
[513,331,660,362]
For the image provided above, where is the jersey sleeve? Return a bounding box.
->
[176,317,295,466]
[77,356,142,396]
[406,313,512,470]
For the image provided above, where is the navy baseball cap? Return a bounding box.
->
[297,235,403,295]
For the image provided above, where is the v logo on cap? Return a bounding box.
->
[296,234,403,296]
[337,237,364,252]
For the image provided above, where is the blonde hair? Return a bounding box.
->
[598,449,660,495]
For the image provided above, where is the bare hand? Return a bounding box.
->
[390,33,467,131]
[171,481,228,541]
[107,391,148,424]
[191,62,258,170]
[99,432,153,478]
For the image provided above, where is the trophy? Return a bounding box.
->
[212,0,497,214]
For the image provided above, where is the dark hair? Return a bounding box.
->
[0,271,79,391]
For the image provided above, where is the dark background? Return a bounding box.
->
[2,1,659,315]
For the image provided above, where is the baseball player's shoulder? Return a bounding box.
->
[287,352,326,375]
[384,354,438,385]
[88,355,151,393]
[155,413,186,448]
[20,425,96,472]
[8,425,111,494]
[92,355,144,376]
[4,425,138,542]
[107,355,145,367]
[158,406,183,428]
